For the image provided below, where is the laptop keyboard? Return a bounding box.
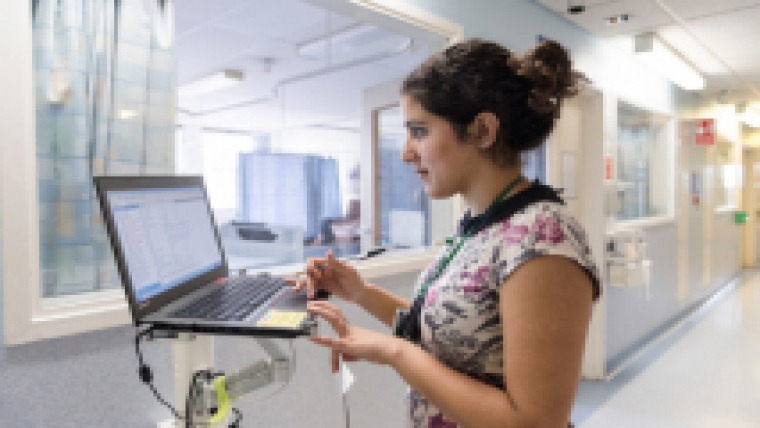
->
[169,275,284,321]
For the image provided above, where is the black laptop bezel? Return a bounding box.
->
[94,175,229,325]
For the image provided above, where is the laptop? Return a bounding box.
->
[93,175,317,338]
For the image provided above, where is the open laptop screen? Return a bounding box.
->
[106,186,223,303]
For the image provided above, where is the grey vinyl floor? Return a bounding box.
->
[572,270,760,428]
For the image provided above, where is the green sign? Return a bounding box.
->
[735,211,748,224]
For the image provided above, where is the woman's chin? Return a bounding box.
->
[423,183,447,199]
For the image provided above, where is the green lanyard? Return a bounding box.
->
[415,175,524,300]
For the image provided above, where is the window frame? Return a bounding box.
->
[613,96,677,229]
[2,0,463,345]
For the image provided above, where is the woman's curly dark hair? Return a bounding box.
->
[402,38,583,167]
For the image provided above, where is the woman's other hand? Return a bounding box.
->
[307,301,403,373]
[287,251,367,303]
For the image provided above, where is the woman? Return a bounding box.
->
[289,38,600,428]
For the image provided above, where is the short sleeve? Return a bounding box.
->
[489,204,601,301]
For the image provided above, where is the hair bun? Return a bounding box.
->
[519,39,581,116]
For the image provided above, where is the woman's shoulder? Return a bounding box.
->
[482,200,601,299]
[482,200,579,243]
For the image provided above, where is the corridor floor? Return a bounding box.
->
[572,270,760,428]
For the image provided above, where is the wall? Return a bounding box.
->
[605,87,742,368]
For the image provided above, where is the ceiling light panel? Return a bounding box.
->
[179,69,245,98]
[635,33,705,91]
[658,26,727,74]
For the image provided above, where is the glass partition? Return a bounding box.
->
[377,105,431,248]
[616,101,670,221]
[174,1,437,268]
[33,0,176,298]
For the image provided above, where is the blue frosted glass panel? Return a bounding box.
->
[33,0,175,299]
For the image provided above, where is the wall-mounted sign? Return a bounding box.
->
[605,156,614,180]
[695,118,715,146]
[735,211,748,225]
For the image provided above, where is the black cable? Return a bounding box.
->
[136,328,243,427]
[134,327,184,421]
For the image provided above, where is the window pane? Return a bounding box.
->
[522,142,548,183]
[175,2,435,269]
[378,106,431,247]
[616,102,668,221]
[33,1,175,298]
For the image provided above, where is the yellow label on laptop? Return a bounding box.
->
[257,310,307,328]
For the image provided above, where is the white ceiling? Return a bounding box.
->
[175,0,436,133]
[537,0,760,103]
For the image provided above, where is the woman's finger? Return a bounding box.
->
[326,251,339,279]
[332,349,340,373]
[308,257,327,280]
[284,278,300,292]
[309,335,347,353]
[307,302,343,329]
[308,301,343,322]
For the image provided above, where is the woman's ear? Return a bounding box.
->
[470,112,500,149]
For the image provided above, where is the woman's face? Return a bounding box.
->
[400,94,480,199]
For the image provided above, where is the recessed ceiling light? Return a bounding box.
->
[119,109,138,120]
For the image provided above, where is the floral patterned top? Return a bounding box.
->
[406,184,600,428]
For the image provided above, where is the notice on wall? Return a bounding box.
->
[695,119,716,146]
[605,156,614,180]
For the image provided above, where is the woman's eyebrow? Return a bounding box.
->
[404,120,427,128]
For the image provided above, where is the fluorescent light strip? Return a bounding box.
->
[740,108,760,128]
[297,23,375,56]
[179,70,244,99]
[635,33,705,91]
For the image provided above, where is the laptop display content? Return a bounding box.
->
[94,175,315,338]
[108,187,223,304]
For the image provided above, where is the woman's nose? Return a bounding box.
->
[400,138,416,163]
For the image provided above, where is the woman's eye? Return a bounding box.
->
[410,128,427,139]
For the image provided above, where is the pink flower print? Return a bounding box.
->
[499,220,530,244]
[460,266,489,297]
[424,282,440,308]
[532,215,565,245]
[429,413,457,428]
[424,261,437,276]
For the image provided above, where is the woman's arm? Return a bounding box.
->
[353,281,412,327]
[389,255,593,427]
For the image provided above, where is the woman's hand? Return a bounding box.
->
[307,301,404,373]
[287,251,367,303]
